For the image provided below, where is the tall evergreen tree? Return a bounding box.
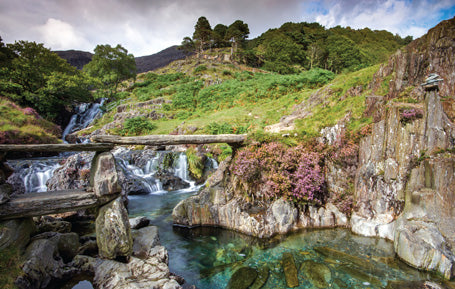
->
[192,16,212,53]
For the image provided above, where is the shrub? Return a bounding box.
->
[120,116,156,136]
[194,65,207,74]
[400,108,423,124]
[231,142,325,204]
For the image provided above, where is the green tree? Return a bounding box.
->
[0,36,15,68]
[192,16,212,53]
[179,36,195,54]
[226,20,250,55]
[1,40,93,120]
[213,24,228,48]
[257,31,304,73]
[325,34,361,73]
[83,44,136,97]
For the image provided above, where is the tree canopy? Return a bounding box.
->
[0,40,93,121]
[182,17,411,74]
[83,44,136,97]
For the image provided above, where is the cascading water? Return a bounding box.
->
[8,99,106,193]
[173,153,196,189]
[7,158,62,193]
[62,98,106,143]
[114,148,167,195]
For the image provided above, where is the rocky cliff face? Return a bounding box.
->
[371,17,455,99]
[352,87,455,278]
[351,17,455,279]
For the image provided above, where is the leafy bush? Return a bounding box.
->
[206,122,248,135]
[231,142,325,204]
[194,65,207,74]
[120,116,156,136]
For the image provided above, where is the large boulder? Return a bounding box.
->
[96,197,132,259]
[94,226,181,289]
[15,232,80,289]
[47,152,93,191]
[0,218,36,250]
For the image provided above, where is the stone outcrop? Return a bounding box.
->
[173,157,348,238]
[0,218,36,250]
[15,232,81,289]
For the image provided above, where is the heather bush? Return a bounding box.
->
[400,108,423,124]
[231,142,325,204]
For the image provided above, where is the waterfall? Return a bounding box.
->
[62,98,106,142]
[8,159,62,193]
[7,99,106,193]
[113,148,166,195]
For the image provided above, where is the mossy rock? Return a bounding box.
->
[250,265,269,289]
[282,252,299,288]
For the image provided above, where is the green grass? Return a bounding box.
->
[81,59,379,140]
[0,246,22,289]
[295,65,379,137]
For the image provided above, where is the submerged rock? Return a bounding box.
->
[301,260,332,288]
[385,280,449,289]
[282,252,299,288]
[249,265,269,289]
[337,265,382,287]
[226,266,257,289]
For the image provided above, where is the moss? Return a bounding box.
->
[186,147,204,180]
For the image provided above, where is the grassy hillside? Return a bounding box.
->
[81,56,382,142]
[0,98,61,144]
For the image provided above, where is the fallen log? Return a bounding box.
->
[91,134,247,145]
[0,143,114,153]
[0,190,119,220]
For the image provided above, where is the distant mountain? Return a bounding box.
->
[135,45,192,73]
[55,46,191,73]
[54,50,93,70]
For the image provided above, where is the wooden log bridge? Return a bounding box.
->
[0,190,117,220]
[91,134,247,146]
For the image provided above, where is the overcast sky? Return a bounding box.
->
[1,0,454,56]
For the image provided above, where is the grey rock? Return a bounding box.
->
[96,197,133,259]
[132,226,160,259]
[129,216,151,230]
[0,183,11,204]
[94,254,180,289]
[0,218,36,250]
